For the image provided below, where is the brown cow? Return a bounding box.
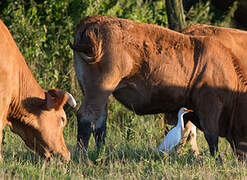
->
[70,15,247,160]
[180,24,247,156]
[0,19,76,161]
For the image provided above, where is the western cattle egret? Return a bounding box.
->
[158,107,193,152]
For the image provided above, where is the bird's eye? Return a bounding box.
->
[61,117,66,126]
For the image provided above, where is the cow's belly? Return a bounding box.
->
[112,83,187,115]
[112,86,156,115]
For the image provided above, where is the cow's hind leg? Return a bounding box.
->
[180,121,192,151]
[232,137,247,161]
[189,124,200,156]
[180,121,199,156]
[77,104,108,150]
[187,122,199,156]
[93,104,107,148]
[77,105,92,150]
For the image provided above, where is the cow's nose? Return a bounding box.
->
[64,151,70,162]
[44,150,52,159]
[61,147,70,162]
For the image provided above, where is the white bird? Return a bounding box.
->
[158,107,193,152]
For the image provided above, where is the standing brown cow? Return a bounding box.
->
[0,19,76,161]
[181,24,247,157]
[70,15,247,160]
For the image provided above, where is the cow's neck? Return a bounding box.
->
[18,59,45,99]
[7,55,45,130]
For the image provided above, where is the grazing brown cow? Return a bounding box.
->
[70,15,247,160]
[0,19,76,161]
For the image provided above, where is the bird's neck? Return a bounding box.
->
[177,114,185,130]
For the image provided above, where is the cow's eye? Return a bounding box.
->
[61,117,66,126]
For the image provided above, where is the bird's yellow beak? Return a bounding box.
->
[185,109,193,112]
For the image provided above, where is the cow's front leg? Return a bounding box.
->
[193,90,223,162]
[204,132,221,160]
[93,104,107,148]
[77,106,92,150]
[77,95,108,151]
[205,133,218,156]
[0,103,8,160]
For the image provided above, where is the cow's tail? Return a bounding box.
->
[69,24,103,64]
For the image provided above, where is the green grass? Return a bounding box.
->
[0,98,246,179]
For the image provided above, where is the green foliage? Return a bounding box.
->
[185,0,238,27]
[2,0,74,90]
[80,0,167,25]
[217,0,239,27]
[186,0,214,25]
[0,0,243,179]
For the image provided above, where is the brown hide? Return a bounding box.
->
[72,15,247,159]
[181,24,247,70]
[0,19,74,161]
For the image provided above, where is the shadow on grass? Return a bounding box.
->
[1,142,237,169]
[68,143,208,168]
[2,145,41,164]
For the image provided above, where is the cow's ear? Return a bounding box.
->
[45,89,68,111]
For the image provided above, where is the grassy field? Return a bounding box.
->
[1,0,246,179]
[0,97,246,179]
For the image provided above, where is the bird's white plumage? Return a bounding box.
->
[158,107,192,152]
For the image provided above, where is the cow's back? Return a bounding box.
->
[0,20,20,123]
[0,20,15,80]
[0,19,37,121]
[181,24,247,70]
[0,20,38,94]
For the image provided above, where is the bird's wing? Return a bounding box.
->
[158,127,182,152]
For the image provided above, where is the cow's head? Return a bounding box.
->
[18,89,76,161]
